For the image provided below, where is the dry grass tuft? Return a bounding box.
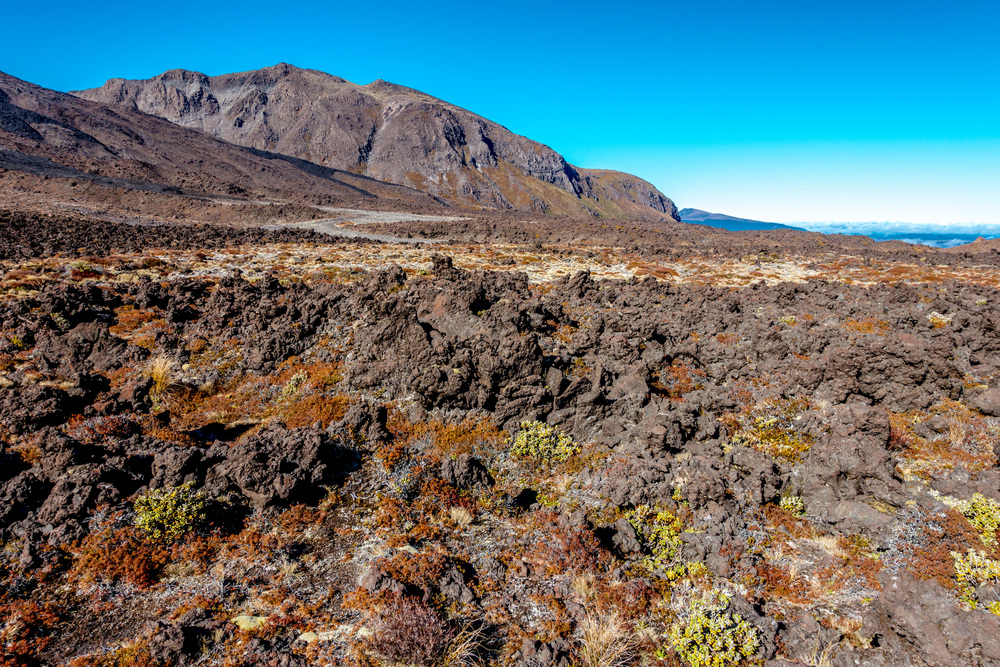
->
[949,416,969,449]
[811,534,848,560]
[1,612,25,643]
[798,635,842,667]
[146,355,179,396]
[576,610,639,667]
[449,506,474,527]
[571,572,598,600]
[439,623,489,667]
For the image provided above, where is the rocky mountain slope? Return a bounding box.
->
[76,64,678,219]
[0,71,440,209]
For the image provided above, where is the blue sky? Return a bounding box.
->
[3,0,999,225]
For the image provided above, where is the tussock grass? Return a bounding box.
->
[146,355,179,396]
[440,623,489,667]
[576,611,638,667]
[449,506,474,527]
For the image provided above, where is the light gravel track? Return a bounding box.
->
[268,207,465,244]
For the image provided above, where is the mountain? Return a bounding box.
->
[679,208,805,231]
[76,64,678,220]
[0,70,440,208]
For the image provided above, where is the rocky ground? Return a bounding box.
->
[3,208,1000,667]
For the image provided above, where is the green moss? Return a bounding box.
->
[510,421,579,464]
[133,483,207,542]
[668,591,762,667]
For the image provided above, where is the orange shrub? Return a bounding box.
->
[69,526,171,588]
[281,394,351,429]
[652,359,706,400]
[0,601,62,666]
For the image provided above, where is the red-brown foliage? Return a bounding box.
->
[0,601,63,667]
[69,526,171,588]
[379,551,451,590]
[363,594,454,666]
[523,511,613,576]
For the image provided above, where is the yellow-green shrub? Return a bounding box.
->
[951,494,1000,545]
[625,504,684,572]
[668,591,761,667]
[779,495,806,517]
[133,483,207,542]
[510,421,579,463]
[720,398,813,463]
[952,549,1000,613]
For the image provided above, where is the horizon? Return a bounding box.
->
[682,207,1000,230]
[4,0,998,227]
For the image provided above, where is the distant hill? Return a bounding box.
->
[0,70,440,208]
[77,64,679,220]
[679,208,805,231]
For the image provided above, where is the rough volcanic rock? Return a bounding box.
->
[795,403,906,535]
[440,454,493,491]
[511,637,572,667]
[33,321,142,377]
[0,384,74,434]
[868,570,1000,666]
[0,209,353,261]
[971,386,1000,416]
[202,425,352,508]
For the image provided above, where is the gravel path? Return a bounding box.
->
[270,207,465,243]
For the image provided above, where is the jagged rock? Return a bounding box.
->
[0,385,73,434]
[868,570,1000,666]
[971,386,1000,416]
[437,564,476,604]
[797,404,905,524]
[610,518,642,554]
[440,454,493,490]
[512,638,572,667]
[203,425,351,508]
[32,321,141,377]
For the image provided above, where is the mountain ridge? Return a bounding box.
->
[75,64,678,220]
[0,69,442,210]
[679,207,806,231]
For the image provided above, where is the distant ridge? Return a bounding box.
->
[0,70,440,208]
[679,208,806,231]
[77,64,679,220]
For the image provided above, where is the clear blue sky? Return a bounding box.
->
[3,0,999,225]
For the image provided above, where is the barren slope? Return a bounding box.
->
[77,64,678,219]
[0,70,441,209]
